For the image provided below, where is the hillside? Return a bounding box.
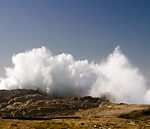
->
[0,89,150,129]
[0,89,103,118]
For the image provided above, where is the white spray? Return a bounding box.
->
[0,46,149,103]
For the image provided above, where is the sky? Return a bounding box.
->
[0,0,150,80]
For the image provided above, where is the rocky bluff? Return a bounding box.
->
[0,89,105,118]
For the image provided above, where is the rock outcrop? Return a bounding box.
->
[0,89,104,118]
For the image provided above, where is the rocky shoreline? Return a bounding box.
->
[0,89,104,118]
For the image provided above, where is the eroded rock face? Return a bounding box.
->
[0,89,104,118]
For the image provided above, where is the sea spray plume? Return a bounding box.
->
[0,47,53,90]
[0,47,97,97]
[0,46,148,103]
[90,47,147,103]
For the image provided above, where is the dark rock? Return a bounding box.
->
[0,89,105,118]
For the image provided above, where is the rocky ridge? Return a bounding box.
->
[0,89,104,118]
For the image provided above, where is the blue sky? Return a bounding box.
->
[0,0,150,78]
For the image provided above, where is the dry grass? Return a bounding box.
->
[1,97,150,129]
[0,118,150,129]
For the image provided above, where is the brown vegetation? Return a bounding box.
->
[0,89,150,129]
